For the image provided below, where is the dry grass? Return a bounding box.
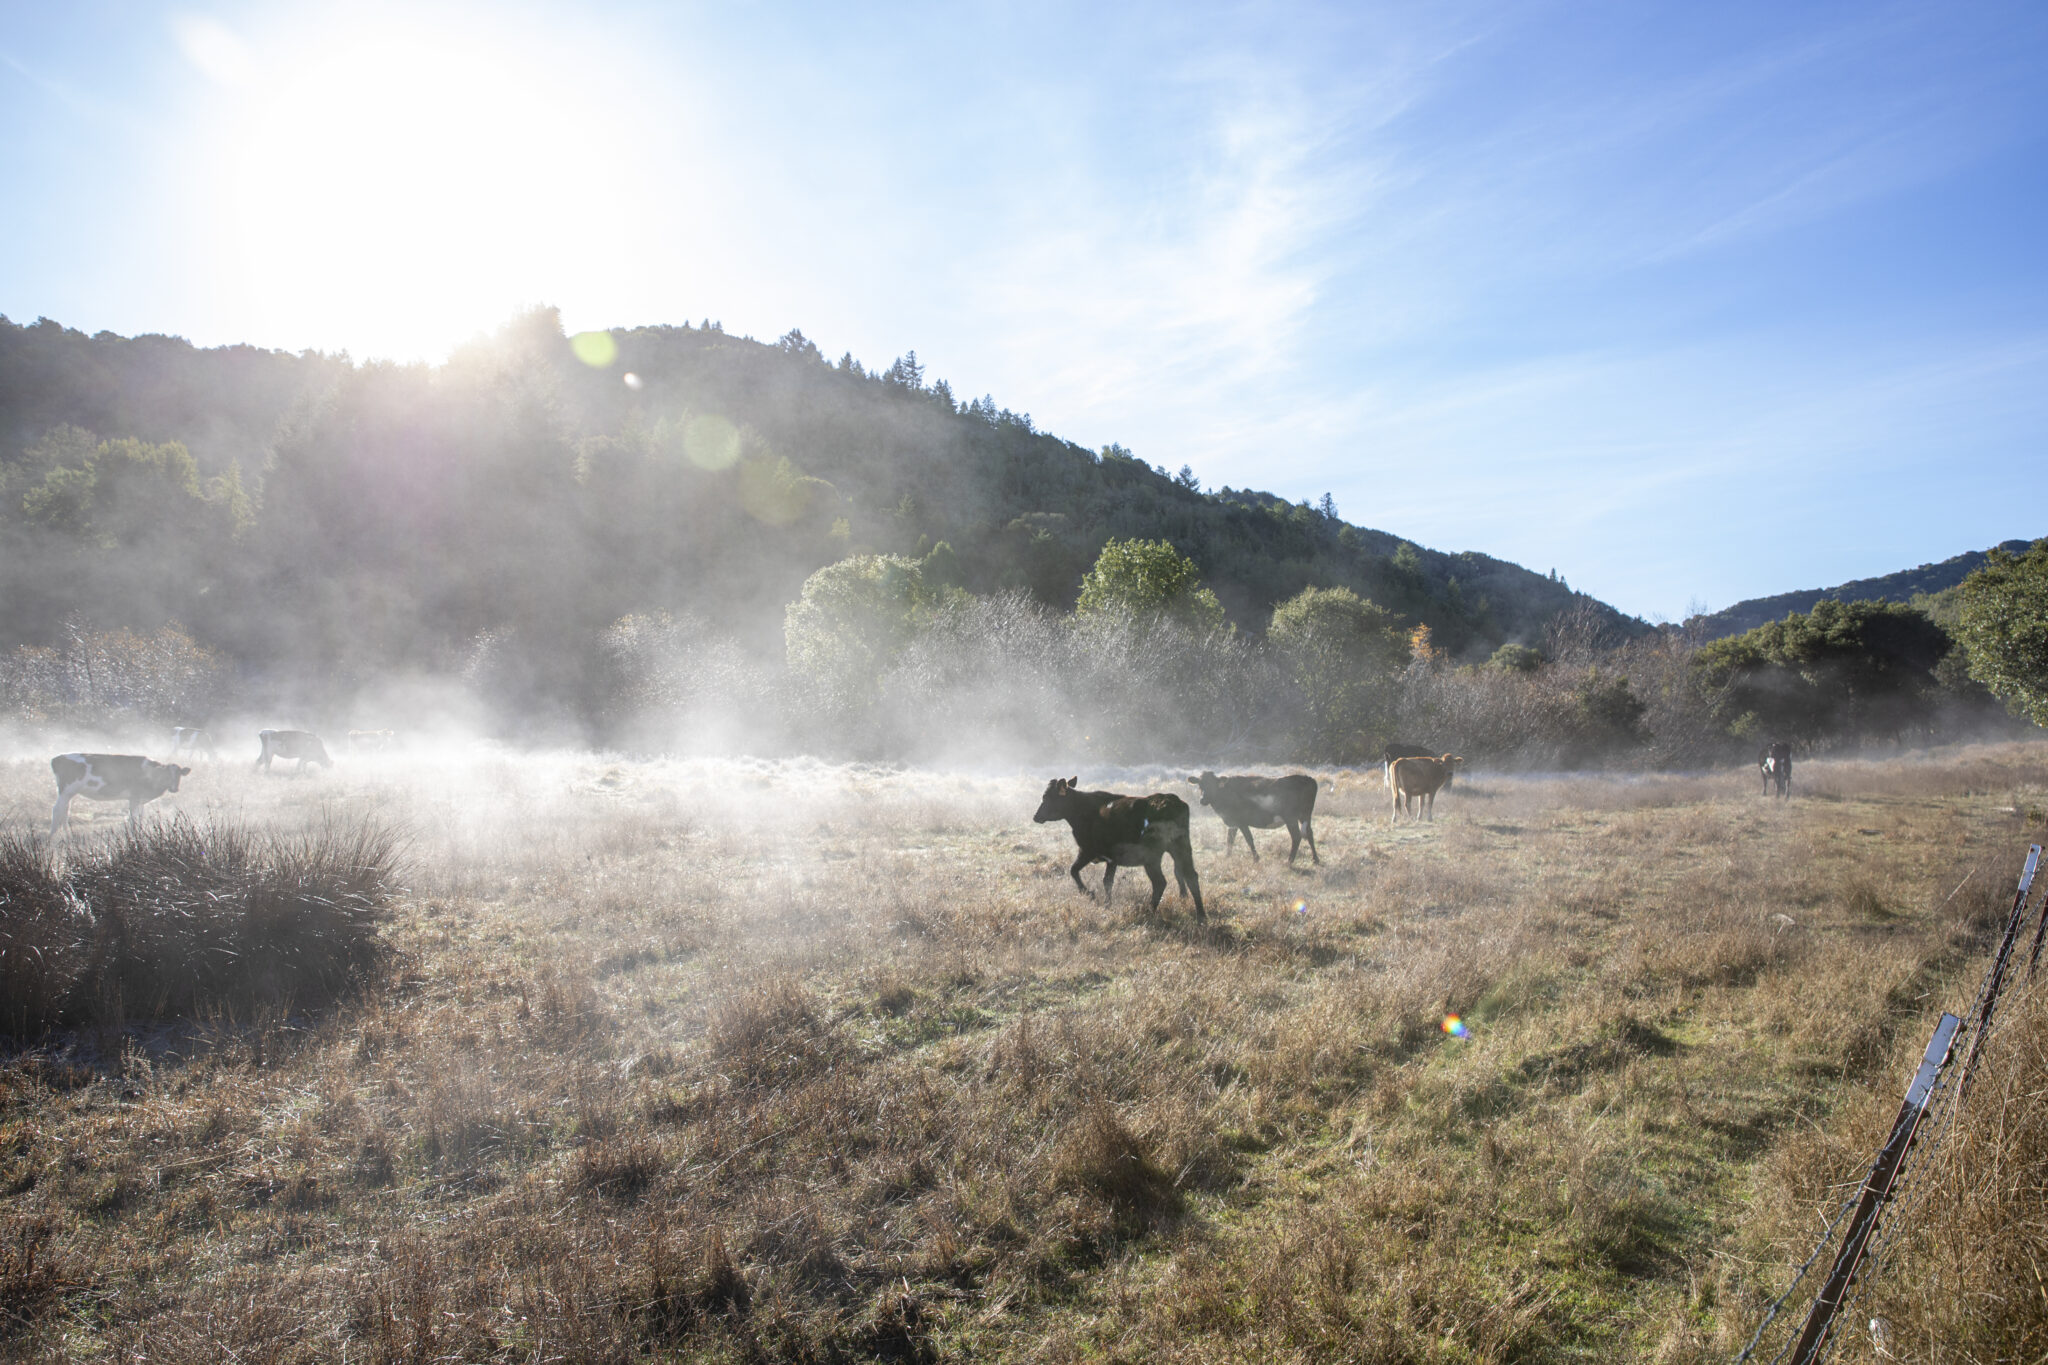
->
[1,739,2046,1361]
[1,815,401,1036]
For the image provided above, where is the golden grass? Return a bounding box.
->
[2,740,2047,1361]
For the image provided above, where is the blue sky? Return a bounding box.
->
[3,0,2044,621]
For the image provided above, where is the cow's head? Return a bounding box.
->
[1033,777,1079,823]
[150,760,193,793]
[1186,771,1221,805]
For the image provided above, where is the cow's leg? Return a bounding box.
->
[1171,838,1205,921]
[1424,791,1436,822]
[1225,826,1237,856]
[1068,855,1096,899]
[1283,818,1302,864]
[51,789,76,838]
[1101,863,1119,905]
[1144,858,1167,910]
[1302,814,1320,866]
[1240,826,1260,861]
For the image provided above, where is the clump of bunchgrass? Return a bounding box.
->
[0,815,402,1035]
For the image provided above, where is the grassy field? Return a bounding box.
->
[4,741,2048,1362]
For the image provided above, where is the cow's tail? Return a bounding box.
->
[1168,822,1204,922]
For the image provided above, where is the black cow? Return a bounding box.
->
[1033,777,1205,920]
[1186,771,1320,865]
[51,753,191,835]
[1382,742,1440,767]
[256,729,333,773]
[1760,742,1793,799]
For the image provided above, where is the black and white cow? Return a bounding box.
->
[1760,741,1793,799]
[256,729,334,774]
[51,753,191,836]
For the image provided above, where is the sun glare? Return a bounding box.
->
[191,13,650,362]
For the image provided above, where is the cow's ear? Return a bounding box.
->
[1067,776,1078,787]
[1185,775,1197,785]
[179,766,192,777]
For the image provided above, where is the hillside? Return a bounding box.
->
[0,311,1644,730]
[1694,540,2035,639]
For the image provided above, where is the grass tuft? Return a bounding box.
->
[0,815,402,1035]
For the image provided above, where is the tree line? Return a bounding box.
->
[1,310,2040,764]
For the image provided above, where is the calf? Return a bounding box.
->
[1760,741,1792,799]
[1186,771,1320,865]
[256,729,334,773]
[1383,742,1441,789]
[348,729,400,753]
[1033,777,1205,920]
[51,753,191,836]
[168,726,217,760]
[1389,755,1462,822]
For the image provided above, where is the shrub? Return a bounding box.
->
[1074,538,1225,633]
[784,554,968,723]
[596,612,783,753]
[856,591,1291,764]
[0,816,402,1037]
[0,620,228,728]
[1268,586,1410,762]
[1956,538,2048,726]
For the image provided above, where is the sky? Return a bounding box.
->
[2,0,2044,621]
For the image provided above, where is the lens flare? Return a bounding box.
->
[569,330,618,368]
[622,372,643,390]
[1293,898,1308,914]
[1442,1014,1469,1038]
[684,413,741,470]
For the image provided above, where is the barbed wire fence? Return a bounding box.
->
[1733,843,2042,1364]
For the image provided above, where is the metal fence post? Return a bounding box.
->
[1787,1012,1962,1364]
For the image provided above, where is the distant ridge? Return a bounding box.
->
[1694,540,2036,640]
[0,312,1646,663]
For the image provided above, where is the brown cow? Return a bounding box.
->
[1033,777,1205,919]
[1389,755,1463,822]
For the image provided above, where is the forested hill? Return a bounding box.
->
[1695,540,2035,640]
[0,310,1640,712]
